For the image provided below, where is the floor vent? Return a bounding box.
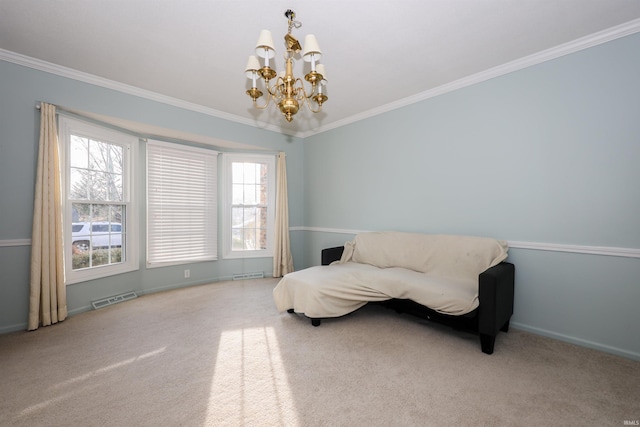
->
[232,272,265,281]
[91,291,138,310]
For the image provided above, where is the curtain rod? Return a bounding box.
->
[35,102,148,140]
[34,102,280,155]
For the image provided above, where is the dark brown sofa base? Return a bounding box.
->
[288,245,515,355]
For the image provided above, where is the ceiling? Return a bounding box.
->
[2,1,640,137]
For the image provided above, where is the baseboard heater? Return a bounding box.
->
[232,272,264,281]
[91,291,138,309]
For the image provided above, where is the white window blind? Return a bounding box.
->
[147,140,218,266]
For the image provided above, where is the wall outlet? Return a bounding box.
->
[184,269,190,278]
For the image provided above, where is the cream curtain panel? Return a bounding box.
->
[273,152,294,277]
[28,102,67,331]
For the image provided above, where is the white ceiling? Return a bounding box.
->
[2,1,640,137]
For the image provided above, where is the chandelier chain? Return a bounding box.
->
[288,18,302,33]
[285,9,302,34]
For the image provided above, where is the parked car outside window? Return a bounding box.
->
[71,222,122,252]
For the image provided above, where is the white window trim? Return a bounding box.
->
[59,116,139,284]
[221,153,276,259]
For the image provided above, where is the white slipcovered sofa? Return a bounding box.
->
[273,231,515,354]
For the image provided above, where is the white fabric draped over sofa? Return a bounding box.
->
[273,231,508,319]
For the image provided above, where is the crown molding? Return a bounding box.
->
[306,17,640,137]
[0,48,305,138]
[3,17,640,139]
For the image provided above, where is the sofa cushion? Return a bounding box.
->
[342,231,508,281]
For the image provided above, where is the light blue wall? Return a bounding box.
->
[0,60,305,332]
[302,33,640,360]
[1,32,639,360]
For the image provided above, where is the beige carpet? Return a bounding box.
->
[0,278,638,427]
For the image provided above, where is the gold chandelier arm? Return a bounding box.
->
[265,77,285,98]
[247,87,272,110]
[250,77,285,110]
[290,78,315,100]
[303,96,325,114]
[251,89,272,109]
[306,103,322,114]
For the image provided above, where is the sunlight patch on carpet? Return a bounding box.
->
[53,347,167,390]
[206,326,299,426]
[18,347,167,418]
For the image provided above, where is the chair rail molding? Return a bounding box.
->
[0,239,31,247]
[293,227,640,259]
[5,231,640,258]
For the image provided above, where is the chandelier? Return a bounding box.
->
[244,9,327,122]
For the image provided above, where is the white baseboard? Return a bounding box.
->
[1,275,272,334]
[511,322,640,362]
[0,323,28,335]
[138,277,225,297]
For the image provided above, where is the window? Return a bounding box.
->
[59,116,138,284]
[222,153,275,259]
[147,140,218,266]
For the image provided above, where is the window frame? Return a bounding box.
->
[221,153,276,259]
[58,116,139,285]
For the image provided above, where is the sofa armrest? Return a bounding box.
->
[321,246,345,265]
[478,262,515,336]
